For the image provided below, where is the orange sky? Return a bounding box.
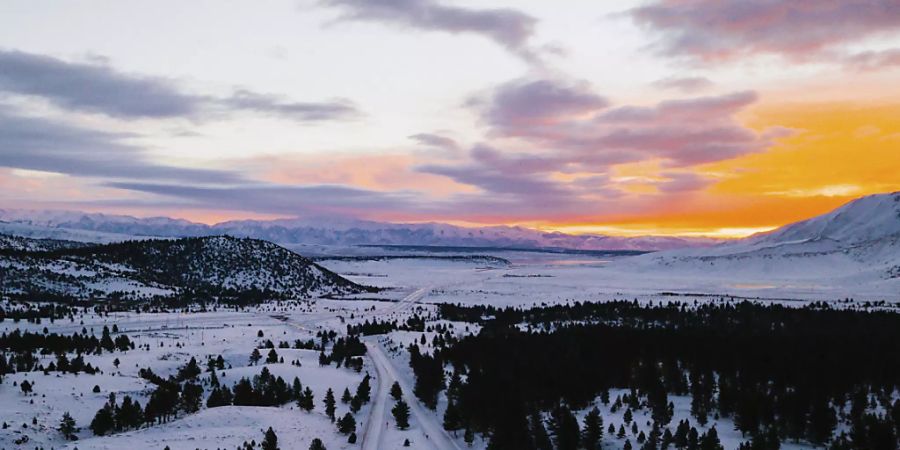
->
[537,102,900,238]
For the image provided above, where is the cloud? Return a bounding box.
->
[474,78,780,168]
[0,107,240,183]
[478,78,608,135]
[219,89,360,121]
[652,76,714,93]
[105,181,426,217]
[630,1,900,64]
[415,79,787,212]
[657,172,714,193]
[0,49,360,121]
[321,0,540,61]
[408,133,460,151]
[843,49,900,70]
[0,49,199,119]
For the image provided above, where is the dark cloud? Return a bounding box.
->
[408,133,460,151]
[0,49,199,119]
[0,49,360,121]
[481,78,609,134]
[844,49,900,70]
[105,181,426,217]
[651,76,714,93]
[630,1,900,64]
[220,89,360,121]
[0,107,240,183]
[321,0,539,61]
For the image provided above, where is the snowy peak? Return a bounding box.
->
[752,191,900,246]
[0,209,718,251]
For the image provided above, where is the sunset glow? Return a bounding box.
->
[2,1,899,237]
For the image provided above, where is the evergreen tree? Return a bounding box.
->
[341,387,352,403]
[338,413,356,434]
[20,379,33,394]
[324,388,336,422]
[548,403,580,450]
[266,349,279,364]
[464,427,475,447]
[443,401,462,433]
[262,426,279,450]
[299,387,315,412]
[90,404,115,436]
[308,438,326,450]
[249,348,262,365]
[526,411,551,450]
[59,412,77,440]
[582,406,603,449]
[393,399,411,429]
[699,426,724,450]
[390,381,403,401]
[356,374,371,403]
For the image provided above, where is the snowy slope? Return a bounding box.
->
[0,235,372,301]
[633,191,900,283]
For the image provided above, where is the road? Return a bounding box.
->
[363,341,461,450]
[280,271,501,449]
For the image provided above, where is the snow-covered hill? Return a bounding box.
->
[0,235,372,301]
[635,191,900,283]
[0,209,718,251]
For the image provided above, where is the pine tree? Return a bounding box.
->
[341,387,352,403]
[390,381,403,401]
[699,426,723,450]
[356,375,371,403]
[266,349,279,364]
[523,411,549,450]
[90,404,115,436]
[338,413,356,434]
[464,427,475,447]
[20,379,33,394]
[308,438,326,450]
[262,426,279,450]
[444,401,462,433]
[324,388,336,422]
[299,387,315,412]
[581,406,603,449]
[249,348,262,365]
[548,403,580,450]
[59,412,77,440]
[393,399,411,429]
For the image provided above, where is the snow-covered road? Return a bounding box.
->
[364,341,461,450]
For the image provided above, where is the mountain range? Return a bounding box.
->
[0,209,719,252]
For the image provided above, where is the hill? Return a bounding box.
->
[0,235,372,302]
[636,191,900,283]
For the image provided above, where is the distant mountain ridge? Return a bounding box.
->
[0,209,718,251]
[0,234,370,302]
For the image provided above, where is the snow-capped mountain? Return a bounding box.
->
[0,209,718,251]
[638,191,900,281]
[0,235,371,301]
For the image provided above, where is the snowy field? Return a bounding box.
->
[2,251,896,450]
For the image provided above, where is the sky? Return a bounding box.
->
[1,0,899,237]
